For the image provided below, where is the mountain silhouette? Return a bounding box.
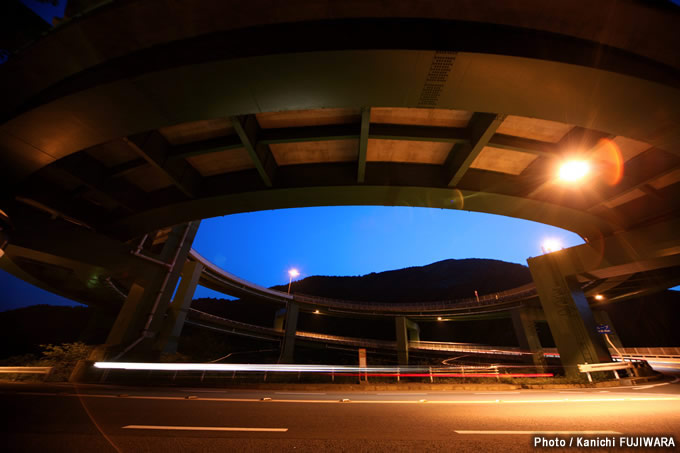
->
[270,258,533,303]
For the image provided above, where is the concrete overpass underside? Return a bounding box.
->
[1,0,679,377]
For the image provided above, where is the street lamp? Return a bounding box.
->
[287,268,299,294]
[541,238,562,254]
[558,159,590,182]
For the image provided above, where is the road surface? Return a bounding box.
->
[2,379,679,452]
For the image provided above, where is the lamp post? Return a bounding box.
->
[287,268,299,294]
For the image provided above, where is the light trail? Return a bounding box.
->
[93,362,553,378]
[123,425,288,432]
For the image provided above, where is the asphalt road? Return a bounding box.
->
[2,379,679,452]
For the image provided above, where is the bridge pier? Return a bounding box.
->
[90,222,199,361]
[273,307,286,331]
[395,317,420,366]
[527,253,611,378]
[155,260,204,354]
[278,302,299,363]
[511,307,546,371]
[592,309,625,354]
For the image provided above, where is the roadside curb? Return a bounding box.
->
[2,373,670,392]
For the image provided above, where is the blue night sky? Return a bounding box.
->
[20,0,67,24]
[191,207,584,299]
[0,207,587,310]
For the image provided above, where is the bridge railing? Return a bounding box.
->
[188,309,282,337]
[615,347,680,358]
[293,286,537,313]
[410,341,526,356]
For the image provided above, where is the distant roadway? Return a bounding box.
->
[2,379,679,452]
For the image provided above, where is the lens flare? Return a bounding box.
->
[558,160,590,182]
[541,238,562,253]
[592,138,624,186]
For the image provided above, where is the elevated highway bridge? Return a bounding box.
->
[1,0,679,377]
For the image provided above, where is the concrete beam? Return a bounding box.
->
[231,115,276,187]
[542,217,680,280]
[124,133,202,198]
[357,107,371,183]
[52,153,146,213]
[445,113,505,187]
[7,219,160,283]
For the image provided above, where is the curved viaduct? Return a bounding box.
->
[1,0,680,376]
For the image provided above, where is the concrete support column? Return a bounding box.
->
[406,318,420,343]
[592,310,625,354]
[278,302,299,363]
[93,222,199,361]
[155,260,204,354]
[511,308,546,371]
[528,253,612,378]
[395,316,409,366]
[273,307,286,331]
[93,282,146,360]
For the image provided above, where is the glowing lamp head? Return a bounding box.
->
[288,268,300,278]
[314,310,320,314]
[437,316,443,321]
[594,294,605,301]
[541,238,562,254]
[558,160,590,182]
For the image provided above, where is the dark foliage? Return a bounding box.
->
[0,305,91,359]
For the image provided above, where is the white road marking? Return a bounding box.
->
[123,425,287,432]
[633,377,680,390]
[474,392,520,395]
[377,392,428,395]
[559,391,586,394]
[455,430,621,435]
[13,392,680,405]
[275,392,327,395]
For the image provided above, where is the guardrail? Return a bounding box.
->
[0,366,53,380]
[577,361,652,382]
[293,286,537,314]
